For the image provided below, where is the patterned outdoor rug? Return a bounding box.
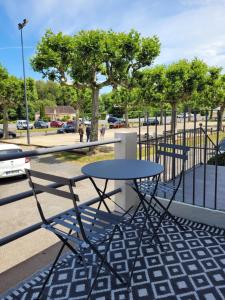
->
[1,212,225,300]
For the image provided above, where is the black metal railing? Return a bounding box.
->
[0,139,121,247]
[138,110,225,211]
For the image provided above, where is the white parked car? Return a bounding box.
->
[177,113,194,119]
[16,120,34,130]
[0,144,31,178]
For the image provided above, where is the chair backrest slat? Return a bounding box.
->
[157,150,188,160]
[157,143,189,161]
[33,182,75,200]
[158,143,190,152]
[27,169,72,186]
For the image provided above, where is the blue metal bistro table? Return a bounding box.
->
[82,159,164,285]
[81,159,163,217]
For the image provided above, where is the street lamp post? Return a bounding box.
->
[18,19,30,144]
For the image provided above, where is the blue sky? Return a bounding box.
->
[1,0,225,81]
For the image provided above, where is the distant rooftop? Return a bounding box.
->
[45,106,76,115]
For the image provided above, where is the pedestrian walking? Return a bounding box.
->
[86,124,91,142]
[100,124,106,140]
[78,124,84,142]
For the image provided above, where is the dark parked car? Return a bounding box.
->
[57,124,75,134]
[107,116,121,123]
[0,129,16,139]
[34,120,49,129]
[218,138,225,154]
[50,120,64,128]
[143,118,159,126]
[109,120,126,129]
[66,120,77,126]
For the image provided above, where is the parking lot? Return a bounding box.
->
[1,120,204,147]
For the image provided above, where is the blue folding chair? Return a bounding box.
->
[26,169,130,299]
[131,143,190,244]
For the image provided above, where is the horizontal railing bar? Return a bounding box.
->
[0,174,88,207]
[0,139,121,162]
[139,144,215,151]
[0,188,121,246]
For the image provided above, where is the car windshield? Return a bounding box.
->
[0,149,22,155]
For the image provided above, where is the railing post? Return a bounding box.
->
[114,132,138,211]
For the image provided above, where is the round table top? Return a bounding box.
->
[81,159,164,180]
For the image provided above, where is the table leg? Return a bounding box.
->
[89,177,111,213]
[89,177,133,217]
[132,178,163,248]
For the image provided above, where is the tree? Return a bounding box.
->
[205,67,222,116]
[198,67,224,128]
[217,74,225,130]
[0,65,22,138]
[183,58,208,120]
[138,65,167,123]
[110,87,137,126]
[31,29,160,140]
[164,60,191,132]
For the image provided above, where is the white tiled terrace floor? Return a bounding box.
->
[1,211,225,300]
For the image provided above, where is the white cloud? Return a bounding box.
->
[1,0,225,71]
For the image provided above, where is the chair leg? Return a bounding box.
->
[129,200,143,224]
[89,227,127,287]
[148,211,166,245]
[152,196,186,231]
[128,210,149,287]
[87,225,123,299]
[132,184,163,249]
[36,230,84,300]
[36,236,70,299]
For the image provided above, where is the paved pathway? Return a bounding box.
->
[2,121,213,148]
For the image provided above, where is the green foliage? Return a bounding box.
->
[42,116,51,122]
[31,30,74,82]
[195,66,222,110]
[138,65,167,109]
[36,80,60,103]
[40,103,45,119]
[208,153,225,166]
[61,115,70,121]
[31,29,160,140]
[139,58,211,112]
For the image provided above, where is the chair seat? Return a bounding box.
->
[43,204,124,247]
[135,180,177,195]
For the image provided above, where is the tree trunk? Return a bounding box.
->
[188,106,192,122]
[170,102,177,134]
[3,104,9,139]
[209,108,213,120]
[124,104,129,127]
[40,103,45,119]
[219,103,225,131]
[91,87,99,141]
[75,106,80,133]
[159,103,163,125]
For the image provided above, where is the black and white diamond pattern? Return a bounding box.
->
[1,212,225,300]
